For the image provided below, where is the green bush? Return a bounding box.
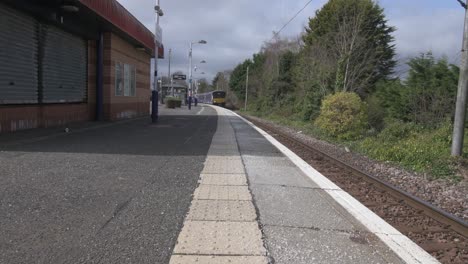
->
[315,92,368,140]
[165,97,181,109]
[377,119,421,141]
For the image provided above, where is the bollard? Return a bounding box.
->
[151,90,158,123]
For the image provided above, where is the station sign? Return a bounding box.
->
[173,74,186,80]
[155,25,163,44]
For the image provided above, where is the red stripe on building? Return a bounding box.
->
[79,0,162,57]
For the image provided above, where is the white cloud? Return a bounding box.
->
[391,8,464,64]
[118,0,465,81]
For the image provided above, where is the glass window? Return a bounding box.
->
[116,62,136,97]
[212,91,226,98]
[115,62,124,96]
[131,65,136,96]
[124,64,131,96]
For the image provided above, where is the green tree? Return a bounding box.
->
[404,53,459,125]
[267,51,296,102]
[374,53,459,126]
[303,0,396,95]
[374,79,407,120]
[212,71,231,91]
[229,59,251,100]
[229,53,266,101]
[197,78,211,93]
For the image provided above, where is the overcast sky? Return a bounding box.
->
[117,0,465,82]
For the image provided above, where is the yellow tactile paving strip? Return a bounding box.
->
[194,185,252,201]
[169,107,267,264]
[172,221,266,255]
[200,173,247,186]
[186,200,257,222]
[201,162,246,174]
[169,255,268,264]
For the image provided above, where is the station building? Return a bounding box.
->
[0,0,163,132]
[160,83,188,103]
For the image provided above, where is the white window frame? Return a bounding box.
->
[115,62,136,97]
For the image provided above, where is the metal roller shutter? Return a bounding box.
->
[42,24,87,103]
[0,3,38,104]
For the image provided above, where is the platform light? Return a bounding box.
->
[155,5,164,16]
[61,0,79,12]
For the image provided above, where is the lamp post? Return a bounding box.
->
[188,40,207,110]
[168,48,173,97]
[193,68,206,106]
[193,72,206,94]
[152,0,163,123]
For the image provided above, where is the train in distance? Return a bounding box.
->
[196,90,226,107]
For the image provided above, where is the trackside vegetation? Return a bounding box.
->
[227,0,465,180]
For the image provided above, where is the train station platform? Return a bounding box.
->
[169,106,439,264]
[0,103,440,263]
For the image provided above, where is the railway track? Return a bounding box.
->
[245,116,468,264]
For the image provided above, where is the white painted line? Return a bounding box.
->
[196,107,205,115]
[221,107,439,264]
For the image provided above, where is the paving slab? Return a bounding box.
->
[173,221,266,255]
[204,155,243,163]
[186,200,257,221]
[200,173,247,186]
[263,225,403,264]
[194,185,252,201]
[244,155,319,188]
[210,138,237,144]
[202,156,245,174]
[169,255,268,264]
[251,185,357,231]
[229,119,281,156]
[207,146,240,156]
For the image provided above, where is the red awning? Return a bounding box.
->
[79,0,164,58]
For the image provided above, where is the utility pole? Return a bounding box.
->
[452,2,468,156]
[188,43,193,109]
[221,73,225,91]
[244,66,249,111]
[152,0,163,123]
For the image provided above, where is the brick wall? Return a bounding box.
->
[0,104,92,132]
[103,32,151,120]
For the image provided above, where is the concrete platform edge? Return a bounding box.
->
[223,108,439,264]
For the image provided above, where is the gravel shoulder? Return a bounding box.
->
[245,115,468,222]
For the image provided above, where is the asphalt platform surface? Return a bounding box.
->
[0,105,217,264]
